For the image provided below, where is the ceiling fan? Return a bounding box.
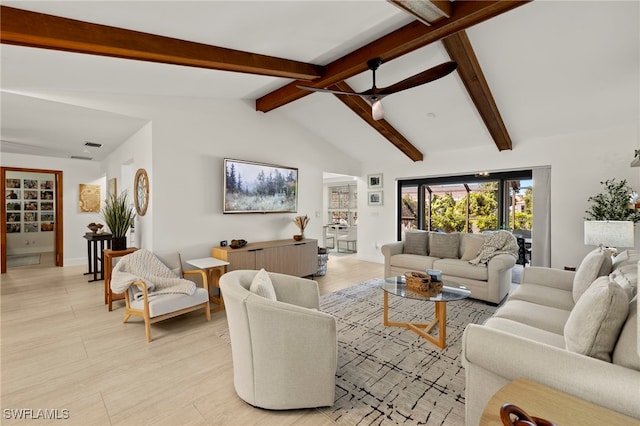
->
[297,58,457,120]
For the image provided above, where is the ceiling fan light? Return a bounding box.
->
[371,100,384,120]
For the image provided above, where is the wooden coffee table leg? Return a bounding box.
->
[382,294,448,349]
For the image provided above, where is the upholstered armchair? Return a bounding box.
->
[219,269,337,409]
[113,250,211,342]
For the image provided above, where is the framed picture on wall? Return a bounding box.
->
[108,178,117,198]
[368,191,383,206]
[79,184,100,212]
[368,173,383,189]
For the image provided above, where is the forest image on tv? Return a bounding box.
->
[224,159,298,213]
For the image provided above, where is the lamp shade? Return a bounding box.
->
[584,220,634,248]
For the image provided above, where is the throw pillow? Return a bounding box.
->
[573,248,613,303]
[609,264,637,300]
[403,230,429,256]
[429,232,460,259]
[461,235,485,261]
[564,276,629,362]
[612,296,640,370]
[249,268,277,300]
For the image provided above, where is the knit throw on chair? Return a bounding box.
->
[469,230,519,265]
[110,249,196,300]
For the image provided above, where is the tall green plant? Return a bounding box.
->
[102,192,135,237]
[585,178,640,223]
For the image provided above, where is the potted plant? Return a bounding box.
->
[585,178,640,222]
[102,191,135,250]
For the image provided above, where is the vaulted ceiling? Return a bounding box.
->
[1,1,638,163]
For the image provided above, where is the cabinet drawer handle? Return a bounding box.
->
[248,248,264,252]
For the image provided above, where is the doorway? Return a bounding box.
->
[1,167,64,273]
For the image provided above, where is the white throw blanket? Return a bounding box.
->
[469,230,518,265]
[111,249,196,300]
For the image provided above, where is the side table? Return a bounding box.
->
[83,232,112,282]
[480,378,636,426]
[185,257,229,312]
[104,247,138,311]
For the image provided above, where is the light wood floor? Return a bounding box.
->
[0,250,383,425]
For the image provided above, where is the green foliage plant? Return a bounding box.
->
[102,191,135,237]
[585,178,640,223]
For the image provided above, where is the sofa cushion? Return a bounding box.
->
[250,268,277,300]
[564,276,629,362]
[403,229,429,256]
[429,232,459,259]
[484,317,566,349]
[493,299,571,335]
[507,283,575,311]
[611,249,640,270]
[460,234,485,261]
[612,296,640,370]
[432,258,488,281]
[573,248,613,303]
[389,254,438,273]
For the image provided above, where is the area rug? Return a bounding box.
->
[317,279,497,426]
[7,254,41,267]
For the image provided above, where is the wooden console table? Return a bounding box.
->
[104,247,138,311]
[480,378,636,426]
[212,238,318,278]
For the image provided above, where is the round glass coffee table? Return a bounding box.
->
[382,275,471,349]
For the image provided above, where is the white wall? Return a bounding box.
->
[358,124,640,270]
[1,153,104,265]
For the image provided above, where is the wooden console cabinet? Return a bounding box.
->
[212,238,318,277]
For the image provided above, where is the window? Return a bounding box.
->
[397,171,532,238]
[328,185,357,225]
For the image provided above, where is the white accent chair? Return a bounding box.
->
[122,251,211,342]
[337,225,357,253]
[219,270,337,409]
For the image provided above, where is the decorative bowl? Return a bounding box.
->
[293,235,304,241]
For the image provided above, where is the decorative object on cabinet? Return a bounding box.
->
[87,222,103,234]
[368,173,383,188]
[79,183,100,212]
[293,214,309,239]
[134,168,149,216]
[368,191,383,206]
[230,239,247,249]
[223,158,298,213]
[102,191,135,250]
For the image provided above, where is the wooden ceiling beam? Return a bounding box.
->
[331,82,423,162]
[442,31,513,151]
[0,5,323,80]
[256,1,530,113]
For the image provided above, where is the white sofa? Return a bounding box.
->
[219,269,337,410]
[462,249,640,425]
[381,230,517,304]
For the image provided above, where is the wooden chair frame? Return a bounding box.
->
[122,269,211,342]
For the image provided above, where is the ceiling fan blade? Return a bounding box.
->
[296,85,360,96]
[378,61,457,95]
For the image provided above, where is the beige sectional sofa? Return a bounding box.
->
[381,230,517,304]
[462,249,640,425]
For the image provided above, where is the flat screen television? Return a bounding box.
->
[223,158,298,213]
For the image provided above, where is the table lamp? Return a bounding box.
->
[584,220,634,253]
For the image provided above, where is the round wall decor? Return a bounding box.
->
[134,168,149,216]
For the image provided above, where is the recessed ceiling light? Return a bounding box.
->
[84,142,102,148]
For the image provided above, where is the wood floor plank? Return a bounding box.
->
[1,250,381,424]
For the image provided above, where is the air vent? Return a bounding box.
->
[71,155,93,161]
[84,142,102,148]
